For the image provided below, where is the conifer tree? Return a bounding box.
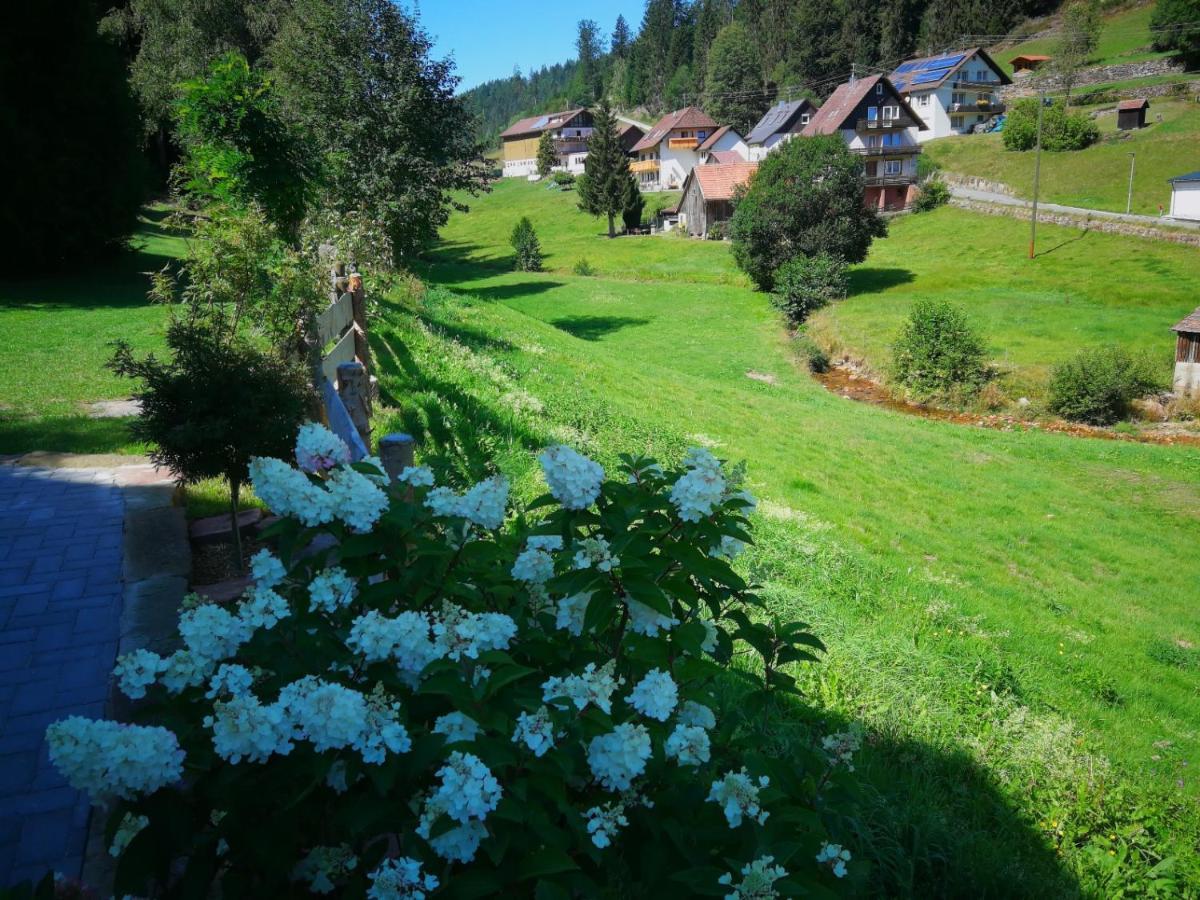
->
[703,23,767,134]
[576,99,631,238]
[536,130,557,177]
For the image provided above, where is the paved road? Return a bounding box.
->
[950,186,1200,230]
[0,464,124,888]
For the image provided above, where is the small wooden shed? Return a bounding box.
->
[1117,98,1149,130]
[1010,54,1050,74]
[1172,307,1200,394]
[678,162,757,238]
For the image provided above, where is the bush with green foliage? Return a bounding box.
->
[793,334,831,373]
[537,130,558,178]
[573,258,596,276]
[706,220,730,241]
[1048,346,1160,425]
[510,217,543,272]
[770,255,847,326]
[1,0,145,268]
[552,171,577,190]
[731,135,886,291]
[912,179,951,212]
[1002,99,1099,152]
[44,435,858,898]
[891,301,990,401]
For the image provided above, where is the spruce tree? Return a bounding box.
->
[536,130,557,177]
[612,14,631,57]
[576,99,631,238]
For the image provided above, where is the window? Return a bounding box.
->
[952,92,966,106]
[867,134,881,148]
[882,105,898,122]
[697,130,707,139]
[883,131,901,147]
[884,160,902,175]
[800,113,810,124]
[876,83,883,95]
[867,106,878,122]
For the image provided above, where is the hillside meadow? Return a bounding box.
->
[369,179,1200,894]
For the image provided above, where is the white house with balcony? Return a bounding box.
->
[499,108,594,178]
[888,49,1011,142]
[630,106,719,192]
[801,75,927,211]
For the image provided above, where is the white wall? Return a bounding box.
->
[1175,360,1200,393]
[709,130,750,160]
[905,52,1005,142]
[1169,182,1200,221]
[659,144,698,190]
[503,158,537,177]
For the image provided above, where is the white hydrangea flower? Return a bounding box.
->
[677,700,717,731]
[326,759,350,793]
[527,535,564,551]
[309,567,357,613]
[206,663,254,700]
[249,456,334,527]
[108,812,149,858]
[822,727,863,772]
[159,648,212,694]
[585,800,629,849]
[294,844,358,895]
[665,724,711,766]
[816,842,852,878]
[249,549,287,589]
[277,677,408,764]
[425,486,462,518]
[538,445,604,510]
[431,752,502,824]
[113,649,165,700]
[295,422,351,473]
[718,855,788,899]
[707,769,770,828]
[398,465,435,487]
[46,717,184,802]
[573,536,619,572]
[366,856,439,899]
[204,692,293,764]
[542,661,623,714]
[178,603,252,666]
[670,448,727,522]
[433,603,516,661]
[239,586,290,630]
[627,669,678,721]
[434,712,481,744]
[625,596,678,637]
[587,723,651,792]
[512,706,556,757]
[511,544,555,584]
[710,535,746,561]
[554,592,591,636]
[699,619,720,654]
[326,465,389,533]
[424,476,509,530]
[427,820,487,863]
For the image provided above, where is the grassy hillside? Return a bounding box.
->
[378,179,1200,894]
[809,206,1197,403]
[994,2,1171,75]
[925,97,1200,215]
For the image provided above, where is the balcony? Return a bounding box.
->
[555,140,589,154]
[630,159,660,174]
[949,101,1005,115]
[863,175,916,187]
[856,117,918,133]
[667,137,699,150]
[953,78,1000,89]
[853,144,922,157]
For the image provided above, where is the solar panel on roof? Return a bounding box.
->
[894,61,920,74]
[533,116,549,128]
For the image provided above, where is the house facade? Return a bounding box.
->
[1172,307,1200,394]
[888,49,1010,142]
[801,75,927,211]
[745,99,819,161]
[697,126,750,164]
[679,162,757,238]
[630,107,719,192]
[499,108,594,178]
[1168,171,1200,221]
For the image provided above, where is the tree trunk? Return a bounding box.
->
[229,477,244,574]
[607,211,615,238]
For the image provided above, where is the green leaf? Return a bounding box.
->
[671,865,730,895]
[486,663,537,698]
[519,847,580,881]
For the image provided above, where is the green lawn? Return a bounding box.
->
[376,179,1200,895]
[808,206,1198,403]
[994,2,1171,76]
[925,97,1200,216]
[0,209,182,455]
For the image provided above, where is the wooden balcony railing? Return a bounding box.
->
[856,118,918,133]
[863,174,916,187]
[949,101,1004,114]
[630,159,660,174]
[853,145,922,157]
[667,137,699,150]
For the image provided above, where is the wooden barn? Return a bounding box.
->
[1117,98,1149,130]
[1010,54,1050,74]
[1172,307,1200,394]
[678,162,757,238]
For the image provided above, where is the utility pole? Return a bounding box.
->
[1125,152,1136,215]
[1028,90,1046,260]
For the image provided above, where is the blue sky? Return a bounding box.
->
[412,0,647,92]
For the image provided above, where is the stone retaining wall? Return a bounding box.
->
[949,197,1200,247]
[1003,58,1185,98]
[941,173,1015,196]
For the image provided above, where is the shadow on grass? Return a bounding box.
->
[550,314,651,341]
[1035,229,1090,258]
[454,280,567,303]
[847,266,916,295]
[0,415,147,456]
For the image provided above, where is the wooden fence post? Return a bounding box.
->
[378,433,416,484]
[336,362,371,446]
[348,271,373,374]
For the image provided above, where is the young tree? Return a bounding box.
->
[269,0,489,269]
[703,23,768,134]
[536,131,558,178]
[621,174,645,232]
[891,300,989,402]
[1151,0,1200,66]
[1053,0,1102,103]
[510,217,543,271]
[730,135,887,291]
[576,99,633,238]
[2,0,145,268]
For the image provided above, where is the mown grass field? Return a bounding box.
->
[925,97,1200,215]
[808,205,1198,403]
[372,178,1200,895]
[994,2,1171,76]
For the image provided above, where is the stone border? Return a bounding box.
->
[949,197,1200,246]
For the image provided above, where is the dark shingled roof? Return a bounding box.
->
[801,75,926,136]
[1169,171,1200,183]
[631,106,719,152]
[500,108,586,140]
[1173,308,1200,333]
[745,99,816,145]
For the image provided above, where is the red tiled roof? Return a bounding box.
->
[705,150,744,165]
[1172,307,1200,334]
[1011,54,1051,64]
[688,162,758,201]
[801,75,926,136]
[698,125,734,151]
[1118,98,1149,111]
[632,106,719,152]
[500,108,586,139]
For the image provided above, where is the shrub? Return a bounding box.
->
[770,254,848,326]
[794,334,831,373]
[622,173,645,232]
[552,171,576,190]
[44,433,858,898]
[573,257,596,276]
[1003,99,1099,152]
[706,220,730,241]
[891,301,989,401]
[912,179,951,213]
[1048,346,1159,425]
[510,216,543,272]
[731,135,886,291]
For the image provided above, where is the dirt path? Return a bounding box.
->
[813,364,1200,449]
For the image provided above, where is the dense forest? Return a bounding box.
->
[463,0,1062,146]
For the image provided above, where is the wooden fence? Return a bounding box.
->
[308,262,415,479]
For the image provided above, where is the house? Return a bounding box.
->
[704,150,745,165]
[617,120,648,156]
[888,49,1011,141]
[1011,54,1051,75]
[801,74,927,211]
[1168,171,1200,221]
[679,162,757,238]
[745,99,820,161]
[1171,307,1200,394]
[697,125,750,164]
[1117,98,1149,130]
[499,108,594,178]
[630,106,719,191]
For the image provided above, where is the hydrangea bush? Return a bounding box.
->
[46,425,856,898]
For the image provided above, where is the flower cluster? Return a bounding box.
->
[708,769,771,828]
[538,444,603,509]
[665,724,711,766]
[250,548,287,588]
[625,595,678,637]
[587,723,652,792]
[397,465,435,487]
[366,856,439,900]
[113,648,166,700]
[573,535,619,571]
[295,422,351,473]
[294,844,358,894]
[554,591,590,636]
[248,455,388,533]
[512,706,557,757]
[816,842,852,878]
[822,727,863,772]
[585,800,629,849]
[511,535,561,584]
[719,855,789,899]
[425,476,508,530]
[627,669,678,721]
[434,712,481,744]
[543,661,623,714]
[309,566,357,613]
[46,717,185,802]
[670,447,727,522]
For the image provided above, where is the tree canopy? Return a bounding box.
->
[703,23,769,135]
